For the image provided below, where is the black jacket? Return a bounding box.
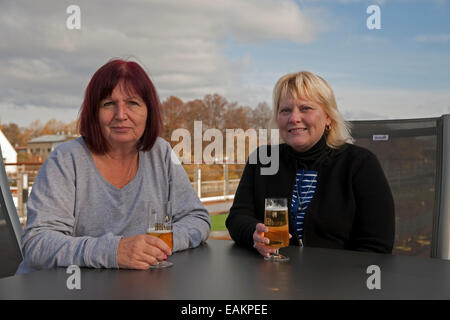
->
[226,141,395,253]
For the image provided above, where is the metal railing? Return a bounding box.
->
[4,162,243,224]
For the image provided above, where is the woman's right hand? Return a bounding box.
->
[117,234,172,270]
[253,223,277,258]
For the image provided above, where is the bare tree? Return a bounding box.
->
[2,122,21,147]
[203,94,228,130]
[161,96,185,142]
[250,102,272,129]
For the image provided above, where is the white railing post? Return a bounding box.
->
[197,166,202,198]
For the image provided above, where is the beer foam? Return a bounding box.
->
[265,206,288,211]
[146,228,171,234]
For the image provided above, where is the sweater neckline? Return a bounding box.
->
[78,137,143,193]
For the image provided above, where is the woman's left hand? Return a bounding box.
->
[117,234,172,270]
[253,223,293,258]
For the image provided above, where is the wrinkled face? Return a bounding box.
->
[277,93,330,152]
[98,81,148,150]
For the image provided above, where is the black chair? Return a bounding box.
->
[0,146,23,278]
[351,114,450,259]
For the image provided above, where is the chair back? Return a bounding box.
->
[351,114,450,259]
[0,146,23,278]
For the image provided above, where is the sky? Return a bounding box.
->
[0,0,449,127]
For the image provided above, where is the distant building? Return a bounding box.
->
[0,129,18,174]
[15,146,27,155]
[27,134,77,161]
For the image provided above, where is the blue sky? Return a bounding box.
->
[0,0,449,126]
[226,0,450,114]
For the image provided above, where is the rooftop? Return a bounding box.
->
[28,134,71,144]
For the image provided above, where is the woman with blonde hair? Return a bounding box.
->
[227,71,394,257]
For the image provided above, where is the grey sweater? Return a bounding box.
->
[19,137,211,271]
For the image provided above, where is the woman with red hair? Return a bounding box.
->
[19,59,211,271]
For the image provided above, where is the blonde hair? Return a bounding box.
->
[269,71,353,148]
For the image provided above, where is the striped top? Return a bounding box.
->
[291,170,318,242]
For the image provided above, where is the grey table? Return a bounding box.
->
[1,239,450,300]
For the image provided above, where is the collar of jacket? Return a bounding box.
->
[280,134,348,170]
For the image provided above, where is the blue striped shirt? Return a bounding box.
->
[291,170,318,242]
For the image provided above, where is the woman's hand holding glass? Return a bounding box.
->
[253,223,276,258]
[117,201,173,270]
[253,223,292,259]
[146,202,174,268]
[117,234,172,270]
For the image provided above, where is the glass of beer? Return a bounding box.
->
[146,202,173,268]
[264,198,290,262]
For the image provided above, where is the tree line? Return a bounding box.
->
[161,94,272,148]
[0,119,78,149]
[1,93,272,169]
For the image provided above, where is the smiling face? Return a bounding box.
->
[98,81,148,151]
[277,93,331,152]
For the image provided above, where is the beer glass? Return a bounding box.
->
[264,198,289,262]
[147,202,173,268]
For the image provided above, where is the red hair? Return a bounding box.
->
[78,59,162,154]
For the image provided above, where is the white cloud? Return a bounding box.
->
[2,0,447,128]
[335,87,450,120]
[217,0,318,43]
[303,0,384,4]
[0,103,80,127]
[0,0,324,126]
[0,59,66,80]
[414,34,450,43]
